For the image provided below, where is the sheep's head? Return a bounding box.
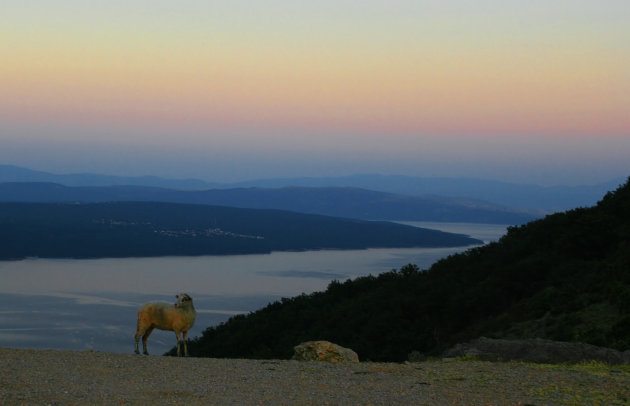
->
[175,293,193,308]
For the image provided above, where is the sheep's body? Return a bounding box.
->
[134,293,196,357]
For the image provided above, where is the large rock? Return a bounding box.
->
[292,341,359,363]
[444,337,630,364]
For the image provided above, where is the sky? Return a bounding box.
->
[1,1,629,186]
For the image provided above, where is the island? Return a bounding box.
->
[0,201,482,260]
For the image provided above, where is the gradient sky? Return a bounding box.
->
[1,1,629,185]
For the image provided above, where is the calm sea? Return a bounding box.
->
[0,222,507,354]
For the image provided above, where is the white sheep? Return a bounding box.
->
[134,293,196,357]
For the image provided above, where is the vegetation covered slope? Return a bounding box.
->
[183,178,630,361]
[0,202,480,260]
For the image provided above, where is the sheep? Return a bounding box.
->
[134,293,196,357]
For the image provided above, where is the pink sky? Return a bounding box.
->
[1,1,629,184]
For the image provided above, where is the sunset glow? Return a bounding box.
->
[1,1,629,184]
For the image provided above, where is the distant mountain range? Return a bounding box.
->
[1,164,624,211]
[0,202,482,260]
[0,164,213,190]
[233,174,625,212]
[0,182,536,224]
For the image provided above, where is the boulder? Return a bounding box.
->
[292,341,359,363]
[444,337,630,364]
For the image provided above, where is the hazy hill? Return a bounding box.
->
[0,202,481,260]
[0,182,536,224]
[181,177,630,361]
[230,174,624,212]
[0,164,214,189]
[1,164,621,211]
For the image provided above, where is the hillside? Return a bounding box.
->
[2,164,620,211]
[0,182,537,224]
[182,178,630,361]
[0,202,481,260]
[229,174,623,211]
[0,164,214,189]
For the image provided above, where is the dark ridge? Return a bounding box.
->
[179,177,630,361]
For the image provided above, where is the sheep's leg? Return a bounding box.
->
[134,332,141,354]
[142,326,154,355]
[182,331,189,357]
[135,311,151,355]
[175,331,182,357]
[134,328,145,354]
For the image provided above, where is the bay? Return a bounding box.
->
[0,222,508,354]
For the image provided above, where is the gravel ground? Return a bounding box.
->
[1,348,629,405]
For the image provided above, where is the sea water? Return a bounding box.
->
[0,222,508,354]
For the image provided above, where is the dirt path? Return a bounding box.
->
[1,348,628,405]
